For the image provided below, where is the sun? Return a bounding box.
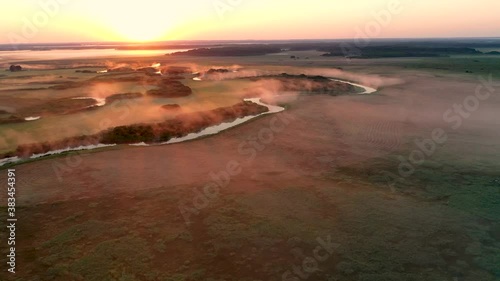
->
[96,5,172,42]
[110,19,171,42]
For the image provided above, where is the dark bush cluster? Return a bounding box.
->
[9,65,22,72]
[101,125,155,144]
[147,80,192,98]
[2,101,268,159]
[105,92,143,104]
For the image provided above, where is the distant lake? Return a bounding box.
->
[0,48,190,62]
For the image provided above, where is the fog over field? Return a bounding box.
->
[1,1,500,280]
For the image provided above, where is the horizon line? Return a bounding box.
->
[1,36,500,46]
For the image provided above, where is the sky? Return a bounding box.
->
[1,0,500,44]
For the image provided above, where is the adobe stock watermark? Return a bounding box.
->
[382,74,499,192]
[341,0,404,59]
[212,0,243,20]
[7,0,71,50]
[178,111,296,224]
[282,235,340,281]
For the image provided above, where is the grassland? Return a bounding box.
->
[0,44,499,280]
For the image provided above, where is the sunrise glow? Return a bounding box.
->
[1,0,500,43]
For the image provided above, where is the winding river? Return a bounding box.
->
[164,98,285,145]
[20,97,107,123]
[1,77,376,166]
[72,97,107,107]
[329,78,377,94]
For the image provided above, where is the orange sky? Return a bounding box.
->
[1,0,500,44]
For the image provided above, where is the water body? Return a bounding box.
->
[30,144,117,159]
[0,144,117,167]
[329,78,377,94]
[0,98,283,166]
[0,156,20,167]
[193,75,377,95]
[173,75,378,145]
[165,98,285,145]
[72,97,107,107]
[24,116,41,121]
[0,49,191,62]
[128,98,285,147]
[1,77,377,166]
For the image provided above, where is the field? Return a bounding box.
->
[0,42,499,280]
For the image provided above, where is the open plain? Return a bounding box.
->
[0,45,500,281]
